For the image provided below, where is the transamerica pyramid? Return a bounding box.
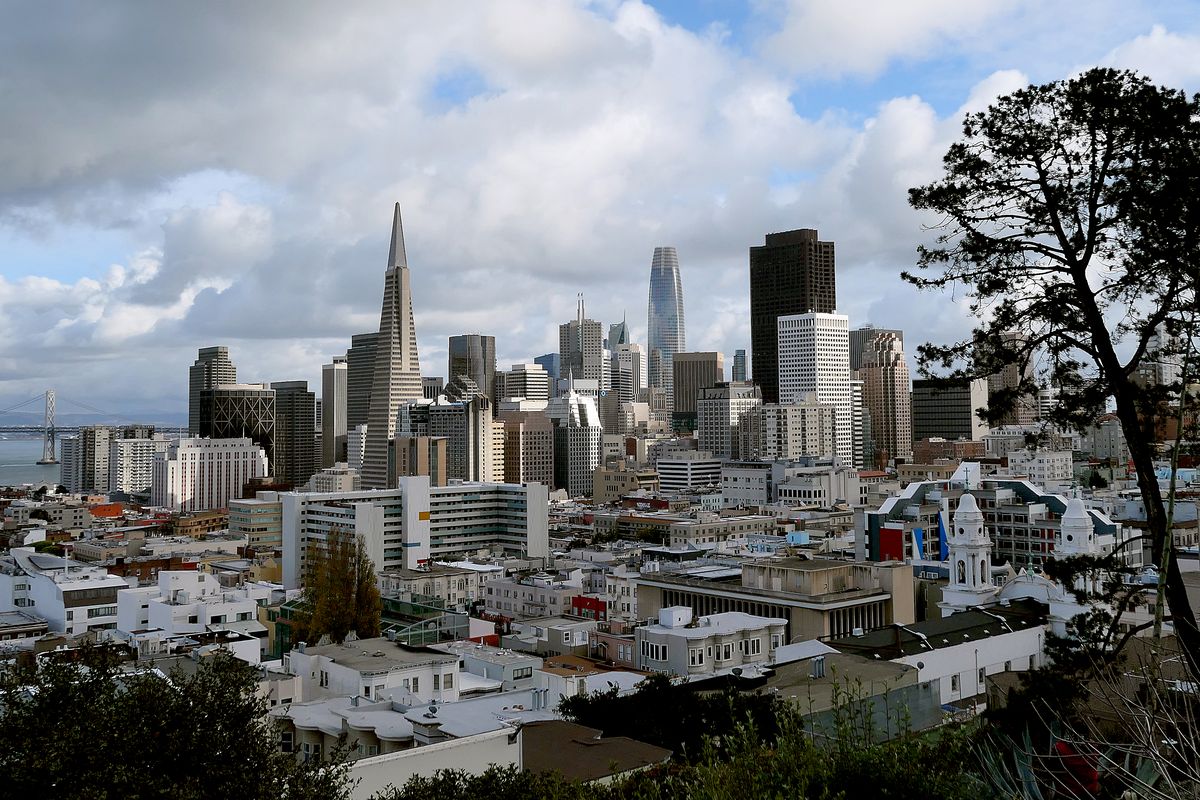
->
[361,202,424,489]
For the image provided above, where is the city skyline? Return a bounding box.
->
[1,2,1198,415]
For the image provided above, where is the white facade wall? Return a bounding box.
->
[656,456,722,492]
[347,728,520,800]
[895,625,1044,705]
[117,570,268,637]
[778,313,852,465]
[109,437,171,494]
[0,549,127,635]
[287,647,459,704]
[151,438,269,513]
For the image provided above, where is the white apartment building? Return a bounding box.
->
[777,313,852,465]
[776,463,861,507]
[1005,449,1074,489]
[281,478,549,588]
[378,561,500,611]
[0,548,129,635]
[286,636,460,703]
[483,570,584,619]
[109,436,171,495]
[635,607,786,678]
[151,437,269,513]
[116,570,270,639]
[760,399,836,461]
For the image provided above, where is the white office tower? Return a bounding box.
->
[559,295,607,388]
[151,438,269,513]
[347,424,367,472]
[612,343,648,404]
[858,331,912,466]
[777,312,853,465]
[697,382,762,460]
[939,493,999,616]
[108,436,170,495]
[363,203,425,489]
[321,357,348,468]
[547,384,603,497]
[760,398,836,461]
[497,362,550,402]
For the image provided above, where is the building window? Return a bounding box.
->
[951,674,959,692]
[433,674,440,691]
[720,643,733,661]
[978,668,985,685]
[280,731,293,753]
[688,647,705,667]
[444,672,454,688]
[512,667,532,680]
[411,677,418,693]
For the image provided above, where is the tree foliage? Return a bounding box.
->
[294,527,383,644]
[0,646,351,800]
[905,67,1200,673]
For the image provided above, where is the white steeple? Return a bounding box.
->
[1056,496,1097,557]
[939,492,999,616]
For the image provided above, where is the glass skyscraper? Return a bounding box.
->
[647,246,685,411]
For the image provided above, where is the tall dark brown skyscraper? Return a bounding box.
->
[749,229,836,404]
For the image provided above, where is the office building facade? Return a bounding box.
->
[151,438,269,513]
[697,381,762,460]
[911,378,989,441]
[777,312,852,465]
[345,332,379,430]
[271,380,317,489]
[363,204,425,488]
[749,229,835,404]
[858,332,912,466]
[188,346,237,435]
[199,383,276,474]
[672,351,724,426]
[447,334,496,404]
[647,246,685,411]
[321,358,348,469]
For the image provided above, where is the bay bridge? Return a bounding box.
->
[0,390,187,463]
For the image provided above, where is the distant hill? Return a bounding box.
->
[0,410,187,428]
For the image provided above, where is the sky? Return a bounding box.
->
[1,0,1198,422]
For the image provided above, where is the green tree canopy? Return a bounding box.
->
[295,527,383,645]
[905,67,1200,673]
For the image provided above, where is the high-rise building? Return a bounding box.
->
[697,381,762,460]
[858,332,912,466]
[608,317,630,349]
[271,380,316,489]
[760,399,836,461]
[397,396,501,483]
[498,409,555,486]
[534,353,560,383]
[109,435,170,495]
[345,332,379,430]
[732,349,747,382]
[851,378,871,471]
[612,343,647,404]
[151,437,269,513]
[849,325,904,372]
[496,362,550,402]
[911,378,989,441]
[363,203,425,489]
[750,229,836,404]
[448,334,496,404]
[647,246,685,411]
[393,436,448,487]
[559,296,606,388]
[672,352,724,427]
[347,424,368,473]
[777,312,852,464]
[188,346,236,434]
[321,358,348,469]
[422,376,444,400]
[547,385,603,497]
[198,384,276,473]
[984,331,1037,426]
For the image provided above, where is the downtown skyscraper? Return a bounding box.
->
[362,203,425,489]
[749,229,836,404]
[647,246,685,411]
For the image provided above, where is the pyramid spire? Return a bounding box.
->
[387,202,407,269]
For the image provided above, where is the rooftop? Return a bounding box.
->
[299,638,457,673]
[521,721,671,781]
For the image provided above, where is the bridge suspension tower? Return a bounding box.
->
[37,389,57,465]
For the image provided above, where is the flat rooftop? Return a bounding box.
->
[301,638,457,672]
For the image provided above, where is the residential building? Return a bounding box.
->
[0,548,129,635]
[363,203,426,489]
[777,312,852,465]
[592,465,659,503]
[749,229,836,404]
[430,641,544,690]
[322,358,349,468]
[697,381,761,460]
[647,246,686,411]
[636,607,786,677]
[483,570,584,619]
[393,436,448,488]
[760,399,836,461]
[189,345,237,435]
[379,563,498,612]
[151,437,269,513]
[857,331,912,466]
[448,334,497,405]
[911,378,989,442]
[108,435,171,495]
[116,570,270,639]
[306,464,362,493]
[280,479,550,587]
[1005,449,1074,489]
[285,636,459,703]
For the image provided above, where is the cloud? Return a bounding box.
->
[1102,25,1200,88]
[0,2,1197,416]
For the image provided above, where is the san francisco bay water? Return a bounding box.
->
[0,438,61,487]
